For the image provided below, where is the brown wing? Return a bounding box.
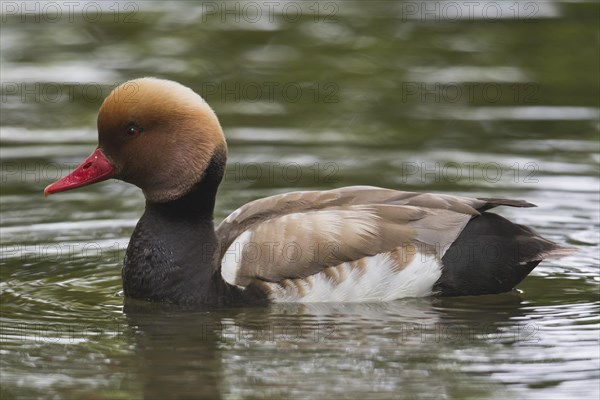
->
[215,186,535,287]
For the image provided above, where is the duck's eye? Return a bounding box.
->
[126,125,142,138]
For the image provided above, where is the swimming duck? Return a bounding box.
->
[44,78,572,306]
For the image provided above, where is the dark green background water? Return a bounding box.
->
[1,1,599,399]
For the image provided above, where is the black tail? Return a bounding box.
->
[435,212,573,296]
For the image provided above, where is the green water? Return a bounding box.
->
[1,1,599,399]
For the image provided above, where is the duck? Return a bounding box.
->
[44,77,573,307]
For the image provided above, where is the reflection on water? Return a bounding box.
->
[117,293,599,400]
[1,1,599,399]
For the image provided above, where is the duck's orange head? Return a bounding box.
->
[44,78,227,203]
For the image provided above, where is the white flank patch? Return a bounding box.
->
[221,230,252,286]
[269,252,442,303]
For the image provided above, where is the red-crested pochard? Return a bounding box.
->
[45,78,573,306]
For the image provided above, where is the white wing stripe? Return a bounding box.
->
[221,230,252,287]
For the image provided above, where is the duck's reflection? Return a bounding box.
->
[123,299,225,400]
[123,291,532,399]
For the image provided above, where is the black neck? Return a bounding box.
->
[122,150,235,306]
